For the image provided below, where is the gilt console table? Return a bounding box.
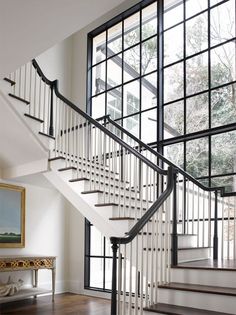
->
[0,255,56,304]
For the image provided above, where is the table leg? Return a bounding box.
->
[52,267,56,302]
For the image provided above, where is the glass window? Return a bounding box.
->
[92,94,105,119]
[164,142,184,169]
[141,72,157,110]
[141,109,157,143]
[164,101,184,139]
[211,83,236,128]
[107,22,122,57]
[124,12,140,48]
[107,88,122,120]
[210,0,235,46]
[186,137,209,177]
[107,54,122,88]
[186,12,208,56]
[93,32,106,65]
[211,41,236,88]
[123,80,140,116]
[142,2,158,40]
[164,62,184,103]
[92,62,106,95]
[164,0,183,30]
[186,0,208,19]
[186,93,209,133]
[212,131,236,175]
[124,45,140,83]
[142,36,157,75]
[123,114,140,138]
[164,24,183,65]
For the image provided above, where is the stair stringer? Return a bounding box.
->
[43,169,128,238]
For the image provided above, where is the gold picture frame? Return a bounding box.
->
[0,183,25,248]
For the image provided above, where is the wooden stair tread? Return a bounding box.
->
[58,166,77,171]
[174,259,236,271]
[158,282,236,297]
[109,217,135,221]
[38,132,55,139]
[82,190,103,194]
[49,156,66,162]
[95,203,118,207]
[24,113,44,123]
[9,93,30,105]
[144,303,233,315]
[69,177,89,182]
[4,78,16,86]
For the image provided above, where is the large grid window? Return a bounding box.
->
[86,0,236,292]
[88,0,236,193]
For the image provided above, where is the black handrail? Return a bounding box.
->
[32,59,167,176]
[106,115,226,197]
[110,166,176,315]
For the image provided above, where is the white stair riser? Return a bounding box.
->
[137,234,197,249]
[171,268,236,288]
[178,235,197,248]
[178,248,211,263]
[158,288,236,314]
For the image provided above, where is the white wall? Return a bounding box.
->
[0,179,84,294]
[36,37,73,100]
[71,0,141,111]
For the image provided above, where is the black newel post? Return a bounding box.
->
[110,239,118,315]
[49,84,54,136]
[213,190,218,260]
[172,172,178,266]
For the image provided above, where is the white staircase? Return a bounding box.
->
[1,61,236,315]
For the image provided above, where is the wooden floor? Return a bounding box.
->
[0,293,111,315]
[175,259,236,270]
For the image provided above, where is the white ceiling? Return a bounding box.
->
[0,0,127,77]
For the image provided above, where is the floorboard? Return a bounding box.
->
[0,293,110,315]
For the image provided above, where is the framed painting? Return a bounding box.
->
[0,183,25,248]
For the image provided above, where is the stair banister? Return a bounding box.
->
[110,166,176,315]
[32,59,167,176]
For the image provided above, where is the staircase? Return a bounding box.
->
[1,60,236,315]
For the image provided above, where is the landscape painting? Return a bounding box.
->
[0,184,25,248]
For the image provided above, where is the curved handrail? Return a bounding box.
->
[106,115,226,196]
[32,59,167,176]
[110,166,175,245]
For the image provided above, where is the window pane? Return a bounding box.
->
[186,52,208,95]
[164,0,183,30]
[90,226,103,256]
[107,88,122,120]
[141,109,157,143]
[107,22,122,57]
[186,12,208,56]
[164,24,183,65]
[107,54,122,88]
[164,101,184,139]
[123,114,140,137]
[141,72,157,110]
[211,41,236,88]
[92,62,106,95]
[186,0,208,19]
[93,32,106,65]
[90,258,104,289]
[164,62,184,103]
[124,80,140,116]
[92,93,105,119]
[212,131,236,175]
[105,259,113,290]
[124,12,140,48]
[211,175,236,193]
[164,142,184,169]
[210,0,235,46]
[186,137,209,177]
[186,93,209,133]
[124,45,140,82]
[142,37,157,75]
[211,83,236,128]
[142,2,158,40]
